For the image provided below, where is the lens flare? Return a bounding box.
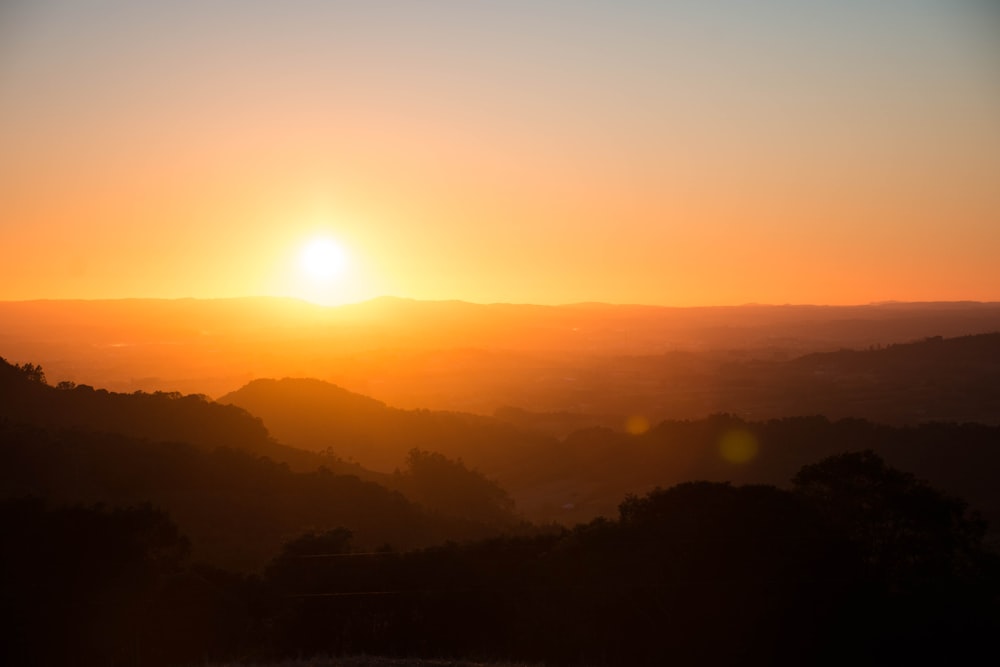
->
[625,415,650,435]
[718,429,759,464]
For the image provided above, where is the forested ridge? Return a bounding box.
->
[0,358,526,570]
[221,373,1000,533]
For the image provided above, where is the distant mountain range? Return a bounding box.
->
[3,297,1000,415]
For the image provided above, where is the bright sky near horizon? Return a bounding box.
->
[1,0,998,306]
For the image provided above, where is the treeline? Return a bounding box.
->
[545,415,1000,529]
[0,356,333,472]
[3,451,997,666]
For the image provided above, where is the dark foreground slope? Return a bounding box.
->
[258,457,998,666]
[4,453,997,666]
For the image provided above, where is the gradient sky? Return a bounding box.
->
[2,0,998,306]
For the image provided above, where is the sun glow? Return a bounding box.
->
[282,234,364,306]
[299,237,349,282]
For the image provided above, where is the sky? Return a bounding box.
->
[1,0,998,306]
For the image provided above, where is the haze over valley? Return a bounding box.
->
[4,297,1000,422]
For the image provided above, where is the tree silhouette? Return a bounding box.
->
[792,450,987,586]
[792,451,999,663]
[394,449,516,524]
[0,499,189,666]
[8,360,46,384]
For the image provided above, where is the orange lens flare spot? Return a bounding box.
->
[625,415,650,435]
[718,429,759,464]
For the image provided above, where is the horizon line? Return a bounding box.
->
[2,295,999,309]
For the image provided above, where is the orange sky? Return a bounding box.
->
[1,1,998,306]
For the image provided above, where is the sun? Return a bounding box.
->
[285,233,369,305]
[299,236,349,282]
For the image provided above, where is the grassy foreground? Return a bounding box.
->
[206,658,542,667]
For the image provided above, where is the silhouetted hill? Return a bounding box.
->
[218,377,555,474]
[0,354,376,475]
[688,332,1000,425]
[796,331,1000,370]
[0,358,524,569]
[0,421,501,570]
[215,370,1000,534]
